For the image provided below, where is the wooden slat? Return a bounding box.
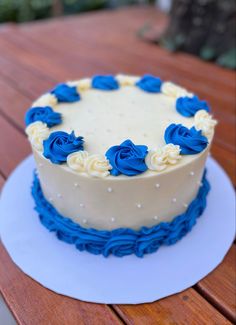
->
[0,244,122,325]
[16,10,236,97]
[0,173,5,190]
[0,115,30,177]
[196,245,236,323]
[0,77,31,130]
[113,288,231,325]
[0,54,55,98]
[211,144,236,186]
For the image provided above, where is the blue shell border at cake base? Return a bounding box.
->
[31,170,210,258]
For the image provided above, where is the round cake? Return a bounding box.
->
[25,74,217,257]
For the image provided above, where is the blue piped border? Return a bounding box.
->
[32,171,210,258]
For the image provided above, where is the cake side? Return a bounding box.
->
[34,146,209,230]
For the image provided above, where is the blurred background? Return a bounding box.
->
[0,0,235,69]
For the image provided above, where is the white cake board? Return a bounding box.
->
[0,156,235,304]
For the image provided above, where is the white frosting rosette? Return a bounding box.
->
[67,151,89,172]
[194,110,217,138]
[161,82,193,98]
[25,121,49,151]
[145,144,181,171]
[116,74,139,86]
[67,152,111,178]
[86,154,111,178]
[32,93,57,108]
[67,79,91,92]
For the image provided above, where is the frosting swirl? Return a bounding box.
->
[116,74,139,86]
[67,151,111,177]
[43,131,84,164]
[145,144,181,171]
[176,96,210,117]
[32,170,210,257]
[25,106,62,127]
[92,75,119,90]
[25,121,49,151]
[164,124,208,154]
[67,151,89,172]
[161,82,193,98]
[86,154,111,178]
[194,110,217,138]
[106,139,148,176]
[67,78,91,92]
[51,83,80,102]
[136,74,162,93]
[32,93,57,108]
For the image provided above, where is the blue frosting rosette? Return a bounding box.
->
[43,131,84,164]
[51,83,80,102]
[106,139,148,176]
[92,75,119,90]
[136,74,162,93]
[164,124,208,155]
[176,96,210,117]
[25,106,62,127]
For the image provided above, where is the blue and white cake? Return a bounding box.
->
[25,74,217,257]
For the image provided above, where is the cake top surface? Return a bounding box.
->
[25,74,217,178]
[51,87,193,154]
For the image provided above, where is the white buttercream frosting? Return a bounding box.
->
[67,151,89,172]
[161,82,193,98]
[32,93,57,108]
[67,151,111,178]
[194,110,217,138]
[116,74,139,86]
[67,78,91,92]
[25,121,49,151]
[145,144,181,171]
[86,154,111,178]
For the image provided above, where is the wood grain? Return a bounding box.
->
[113,288,232,325]
[196,245,236,323]
[0,115,30,177]
[0,244,122,325]
[0,6,235,324]
[0,76,31,130]
[0,174,5,190]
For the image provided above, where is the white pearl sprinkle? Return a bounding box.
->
[153,215,159,221]
[57,193,62,198]
[172,198,177,203]
[107,187,113,193]
[189,171,195,176]
[155,183,160,189]
[74,182,79,187]
[80,203,85,208]
[49,197,53,202]
[136,203,142,209]
[82,219,87,224]
[111,217,115,223]
[38,163,43,167]
[183,203,188,208]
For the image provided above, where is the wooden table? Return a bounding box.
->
[0,6,235,325]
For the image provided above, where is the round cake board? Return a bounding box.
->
[0,155,235,304]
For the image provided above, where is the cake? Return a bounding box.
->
[25,74,217,257]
